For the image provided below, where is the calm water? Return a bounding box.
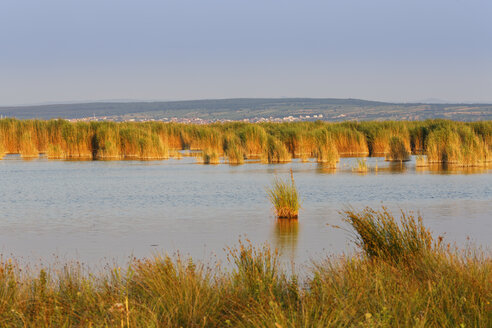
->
[0,155,491,267]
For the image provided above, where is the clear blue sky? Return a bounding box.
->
[1,0,491,105]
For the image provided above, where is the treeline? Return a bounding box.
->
[0,119,491,166]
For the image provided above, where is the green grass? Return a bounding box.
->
[266,170,300,219]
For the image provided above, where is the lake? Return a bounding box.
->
[0,155,491,268]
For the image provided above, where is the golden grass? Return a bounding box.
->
[353,158,368,173]
[385,136,411,162]
[262,135,292,163]
[426,124,488,167]
[224,133,245,164]
[343,207,433,263]
[266,170,300,219]
[19,131,39,159]
[0,119,491,166]
[0,138,5,159]
[313,129,339,167]
[239,124,267,159]
[0,208,489,327]
[201,148,220,164]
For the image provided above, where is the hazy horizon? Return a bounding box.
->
[1,0,491,106]
[3,96,492,109]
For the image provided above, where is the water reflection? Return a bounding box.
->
[416,163,491,175]
[316,164,337,174]
[273,219,299,261]
[387,161,408,173]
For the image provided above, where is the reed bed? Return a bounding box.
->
[266,170,300,219]
[385,136,411,162]
[0,119,491,166]
[0,208,489,327]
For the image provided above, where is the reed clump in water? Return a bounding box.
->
[201,148,220,164]
[329,124,369,155]
[120,126,169,160]
[239,124,268,159]
[471,121,492,160]
[0,138,5,159]
[313,129,339,168]
[262,135,291,163]
[46,144,66,159]
[267,170,300,219]
[353,158,368,173]
[360,122,411,156]
[224,133,245,164]
[385,136,410,162]
[286,128,312,161]
[92,122,122,160]
[426,124,488,167]
[19,131,39,159]
[59,122,93,159]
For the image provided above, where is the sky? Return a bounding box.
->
[0,0,491,106]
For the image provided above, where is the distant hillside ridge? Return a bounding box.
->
[0,98,491,121]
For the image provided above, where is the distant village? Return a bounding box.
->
[67,114,326,124]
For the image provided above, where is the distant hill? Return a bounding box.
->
[0,98,491,121]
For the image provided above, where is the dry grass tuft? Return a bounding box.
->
[266,170,300,219]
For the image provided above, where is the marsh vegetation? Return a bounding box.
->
[0,208,489,327]
[267,170,300,219]
[1,119,491,167]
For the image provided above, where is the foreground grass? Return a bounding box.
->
[0,208,490,327]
